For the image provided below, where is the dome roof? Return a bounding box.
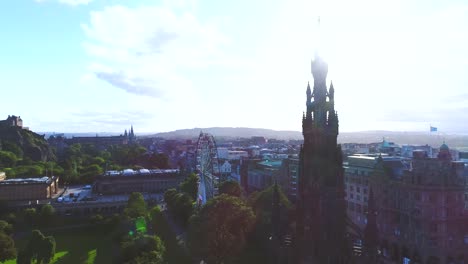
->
[440,142,449,151]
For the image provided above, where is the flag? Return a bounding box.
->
[430,126,437,132]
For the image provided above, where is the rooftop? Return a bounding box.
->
[258,160,283,168]
[104,169,179,176]
[0,176,56,185]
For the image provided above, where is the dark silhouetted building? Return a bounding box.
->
[295,54,349,263]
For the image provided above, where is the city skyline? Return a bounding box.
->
[1,0,468,133]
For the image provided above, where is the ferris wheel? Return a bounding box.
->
[196,132,220,204]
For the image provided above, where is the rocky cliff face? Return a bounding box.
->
[0,126,55,162]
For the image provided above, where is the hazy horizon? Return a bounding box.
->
[1,0,467,133]
[37,127,468,136]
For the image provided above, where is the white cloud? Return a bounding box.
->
[35,0,93,6]
[81,4,229,99]
[74,0,468,133]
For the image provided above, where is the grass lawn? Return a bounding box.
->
[4,228,113,264]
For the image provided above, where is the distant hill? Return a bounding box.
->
[147,127,303,140]
[145,128,468,149]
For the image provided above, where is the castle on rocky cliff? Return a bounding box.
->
[0,115,24,129]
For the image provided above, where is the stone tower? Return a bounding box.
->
[295,54,349,263]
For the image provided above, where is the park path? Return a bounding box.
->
[161,206,189,253]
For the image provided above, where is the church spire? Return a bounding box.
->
[329,81,334,100]
[296,19,348,262]
[128,125,136,144]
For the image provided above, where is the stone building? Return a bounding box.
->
[0,176,59,201]
[0,115,23,128]
[62,126,137,150]
[94,169,182,194]
[372,144,468,264]
[344,154,408,229]
[278,156,299,203]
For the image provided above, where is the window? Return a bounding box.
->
[357,195,361,201]
[364,196,368,203]
[445,195,452,203]
[428,237,437,247]
[350,193,354,199]
[464,235,468,245]
[357,187,361,193]
[350,186,354,192]
[363,188,367,194]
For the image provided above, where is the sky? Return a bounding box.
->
[0,0,467,134]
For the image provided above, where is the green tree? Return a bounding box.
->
[144,153,169,169]
[124,192,147,219]
[23,208,37,227]
[164,189,193,225]
[22,230,55,264]
[0,220,13,235]
[173,193,194,226]
[40,205,55,226]
[37,236,55,264]
[249,184,292,220]
[13,165,44,178]
[188,194,255,264]
[91,156,105,166]
[81,164,103,182]
[121,234,165,264]
[219,180,242,197]
[0,150,18,168]
[179,173,199,200]
[241,184,292,264]
[2,141,23,158]
[164,189,177,207]
[0,232,16,262]
[248,184,292,236]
